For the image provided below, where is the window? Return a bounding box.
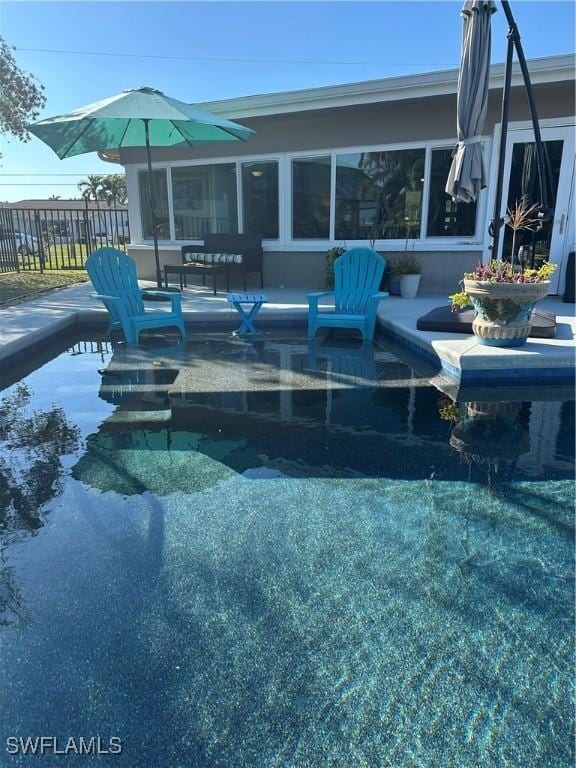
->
[292,156,331,239]
[138,170,170,239]
[172,163,238,240]
[242,161,279,238]
[335,150,425,240]
[427,148,478,237]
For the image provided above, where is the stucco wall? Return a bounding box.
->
[124,77,572,294]
[128,246,481,294]
[119,82,574,165]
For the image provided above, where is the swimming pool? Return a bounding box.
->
[0,334,573,767]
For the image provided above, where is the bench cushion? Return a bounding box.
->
[183,251,243,265]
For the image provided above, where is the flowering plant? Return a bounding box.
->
[449,260,556,310]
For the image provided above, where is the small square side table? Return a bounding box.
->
[226,293,268,335]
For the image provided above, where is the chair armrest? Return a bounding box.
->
[367,292,389,317]
[307,291,333,309]
[142,289,182,312]
[91,293,122,303]
[141,289,176,298]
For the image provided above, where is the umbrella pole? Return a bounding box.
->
[489,29,514,262]
[144,119,162,288]
[490,0,550,263]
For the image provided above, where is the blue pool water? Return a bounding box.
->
[0,335,573,767]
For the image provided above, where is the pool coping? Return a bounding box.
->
[1,283,574,388]
[377,302,575,386]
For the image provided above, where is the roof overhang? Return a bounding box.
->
[98,149,121,164]
[196,54,575,119]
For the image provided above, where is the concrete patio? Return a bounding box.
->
[0,281,574,387]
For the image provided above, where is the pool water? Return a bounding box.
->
[0,335,573,767]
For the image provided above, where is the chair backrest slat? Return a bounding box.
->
[86,248,145,322]
[334,248,385,313]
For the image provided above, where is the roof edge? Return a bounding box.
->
[196,53,576,119]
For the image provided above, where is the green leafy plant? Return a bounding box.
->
[0,36,45,155]
[325,245,346,289]
[369,219,384,249]
[438,397,460,423]
[449,291,474,311]
[391,253,421,276]
[449,259,556,311]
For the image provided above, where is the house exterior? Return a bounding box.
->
[118,54,575,294]
[0,199,130,245]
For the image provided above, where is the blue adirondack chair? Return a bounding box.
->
[86,247,186,345]
[307,247,388,341]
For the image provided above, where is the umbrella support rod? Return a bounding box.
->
[489,0,550,262]
[144,119,163,288]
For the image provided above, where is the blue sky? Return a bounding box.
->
[1,0,574,201]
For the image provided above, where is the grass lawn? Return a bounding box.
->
[0,270,88,303]
[20,242,126,271]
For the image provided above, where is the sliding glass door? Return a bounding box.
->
[495,123,575,294]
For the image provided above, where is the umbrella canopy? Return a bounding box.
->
[28,86,253,158]
[446,0,497,203]
[28,87,253,286]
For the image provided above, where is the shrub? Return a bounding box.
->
[325,246,346,289]
[391,253,421,276]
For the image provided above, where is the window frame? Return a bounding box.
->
[240,159,281,240]
[290,154,333,241]
[423,142,487,241]
[126,137,491,251]
[137,167,171,242]
[129,154,282,247]
[170,161,240,241]
[333,146,427,243]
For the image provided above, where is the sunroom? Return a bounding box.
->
[117,53,575,294]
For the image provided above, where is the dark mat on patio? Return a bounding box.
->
[416,305,556,338]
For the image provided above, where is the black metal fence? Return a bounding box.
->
[0,205,130,273]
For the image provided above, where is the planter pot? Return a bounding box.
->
[387,274,401,295]
[450,401,529,463]
[464,279,551,347]
[400,273,421,299]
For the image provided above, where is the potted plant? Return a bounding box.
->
[386,256,401,295]
[325,245,346,289]
[394,253,422,298]
[449,197,555,347]
[449,401,530,480]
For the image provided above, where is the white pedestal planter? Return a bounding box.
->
[464,279,551,347]
[400,274,421,299]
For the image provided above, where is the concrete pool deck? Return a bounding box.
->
[0,281,574,386]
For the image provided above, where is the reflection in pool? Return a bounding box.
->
[0,335,573,767]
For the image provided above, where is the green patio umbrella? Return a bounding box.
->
[28,87,254,286]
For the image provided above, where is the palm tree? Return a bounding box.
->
[99,175,127,244]
[48,194,61,200]
[100,174,127,206]
[78,174,105,202]
[78,174,106,241]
